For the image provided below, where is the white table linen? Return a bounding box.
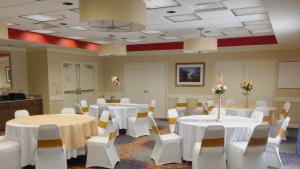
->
[177,115,260,161]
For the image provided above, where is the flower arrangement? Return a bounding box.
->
[241,81,253,107]
[111,76,122,87]
[212,84,228,95]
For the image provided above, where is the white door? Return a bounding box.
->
[124,63,167,118]
[63,63,78,107]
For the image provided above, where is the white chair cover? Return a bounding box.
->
[98,110,110,136]
[86,119,120,168]
[266,117,290,169]
[175,97,187,117]
[0,141,21,169]
[96,98,106,105]
[149,116,182,165]
[120,98,130,104]
[255,106,270,116]
[227,124,270,169]
[255,100,268,107]
[80,100,89,114]
[127,105,150,138]
[192,125,226,169]
[35,124,67,169]
[14,110,30,119]
[251,110,264,122]
[60,107,76,115]
[167,109,178,134]
[74,103,83,114]
[148,99,156,117]
[192,98,205,115]
[209,108,226,117]
[104,94,112,101]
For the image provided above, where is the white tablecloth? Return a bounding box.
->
[177,115,260,161]
[224,105,277,117]
[90,104,147,129]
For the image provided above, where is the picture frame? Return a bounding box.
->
[176,63,205,86]
[5,66,11,83]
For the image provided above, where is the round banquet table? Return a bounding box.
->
[4,114,98,167]
[89,104,147,129]
[177,115,260,161]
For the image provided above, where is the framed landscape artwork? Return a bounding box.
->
[176,63,205,86]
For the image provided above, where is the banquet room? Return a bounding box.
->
[0,0,300,169]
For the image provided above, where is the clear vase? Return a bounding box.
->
[217,94,222,122]
[244,93,249,108]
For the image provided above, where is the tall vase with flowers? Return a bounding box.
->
[212,73,227,122]
[241,81,253,108]
[111,76,122,87]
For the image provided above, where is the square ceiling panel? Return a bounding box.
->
[237,13,269,22]
[144,0,180,9]
[232,6,266,16]
[222,0,264,9]
[165,14,201,22]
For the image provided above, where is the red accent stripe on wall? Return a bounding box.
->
[127,35,277,52]
[8,28,99,52]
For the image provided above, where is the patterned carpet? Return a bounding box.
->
[25,120,300,169]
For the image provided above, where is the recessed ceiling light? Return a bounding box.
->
[232,6,266,16]
[63,2,73,5]
[144,0,180,9]
[242,20,271,26]
[124,39,144,43]
[69,26,88,31]
[31,29,55,34]
[194,2,224,11]
[68,36,85,40]
[142,30,165,34]
[165,14,201,22]
[6,22,16,26]
[160,36,180,40]
[245,24,272,30]
[237,13,269,22]
[95,40,111,44]
[140,36,146,39]
[167,10,176,14]
[59,23,68,26]
[21,14,57,22]
[250,29,273,34]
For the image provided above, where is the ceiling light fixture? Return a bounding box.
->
[125,39,144,43]
[31,29,55,34]
[142,30,165,34]
[160,36,180,40]
[69,26,88,31]
[68,36,85,40]
[21,14,57,22]
[144,0,180,9]
[232,6,266,16]
[184,28,217,54]
[165,14,201,22]
[79,0,146,32]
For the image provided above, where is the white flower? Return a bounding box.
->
[223,85,228,90]
[111,76,118,82]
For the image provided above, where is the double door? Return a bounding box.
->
[124,63,167,118]
[63,62,96,107]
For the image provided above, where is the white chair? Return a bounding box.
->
[60,107,76,115]
[80,100,89,114]
[255,106,270,116]
[96,98,106,105]
[148,99,156,117]
[209,108,226,117]
[0,141,21,169]
[175,97,187,117]
[86,121,120,168]
[281,102,291,118]
[226,99,236,105]
[120,98,130,104]
[204,100,214,115]
[255,100,268,107]
[74,103,83,114]
[270,102,291,137]
[113,93,122,103]
[98,110,110,136]
[167,109,178,134]
[265,117,290,169]
[127,105,150,138]
[14,110,30,119]
[149,116,182,165]
[250,110,264,123]
[192,125,226,169]
[104,94,112,103]
[227,124,270,169]
[35,124,67,169]
[192,98,205,115]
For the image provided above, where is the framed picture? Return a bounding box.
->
[176,63,205,86]
[5,66,11,83]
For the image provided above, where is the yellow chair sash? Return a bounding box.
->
[248,137,268,146]
[168,118,177,125]
[197,102,203,107]
[82,107,89,113]
[202,138,224,147]
[152,126,159,135]
[109,130,118,140]
[176,103,187,107]
[149,106,155,112]
[112,99,120,103]
[207,106,213,112]
[38,139,63,148]
[278,128,286,137]
[106,99,112,103]
[108,115,112,121]
[98,121,108,129]
[203,110,209,115]
[137,112,148,118]
[281,110,288,118]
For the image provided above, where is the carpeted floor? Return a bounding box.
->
[24,120,300,169]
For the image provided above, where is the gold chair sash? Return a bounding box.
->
[108,115,112,121]
[109,130,118,140]
[203,110,209,115]
[152,126,159,135]
[176,103,187,107]
[197,102,203,107]
[248,137,268,146]
[137,112,148,118]
[207,106,213,112]
[281,110,288,118]
[38,139,63,148]
[149,106,155,112]
[112,99,120,103]
[201,138,224,147]
[278,128,286,137]
[98,121,108,129]
[82,107,89,113]
[168,118,177,125]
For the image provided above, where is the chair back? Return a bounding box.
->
[196,98,204,108]
[37,124,63,150]
[98,110,110,135]
[281,102,291,118]
[60,107,76,115]
[120,98,130,104]
[168,109,178,134]
[210,108,226,116]
[136,105,149,121]
[176,97,187,107]
[206,100,214,113]
[246,124,270,154]
[256,100,268,107]
[96,98,106,105]
[80,100,89,113]
[108,118,119,144]
[226,99,236,105]
[74,103,83,114]
[255,106,270,116]
[200,125,225,154]
[251,110,264,122]
[14,110,30,119]
[149,99,156,113]
[104,94,111,100]
[149,116,162,144]
[276,116,290,142]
